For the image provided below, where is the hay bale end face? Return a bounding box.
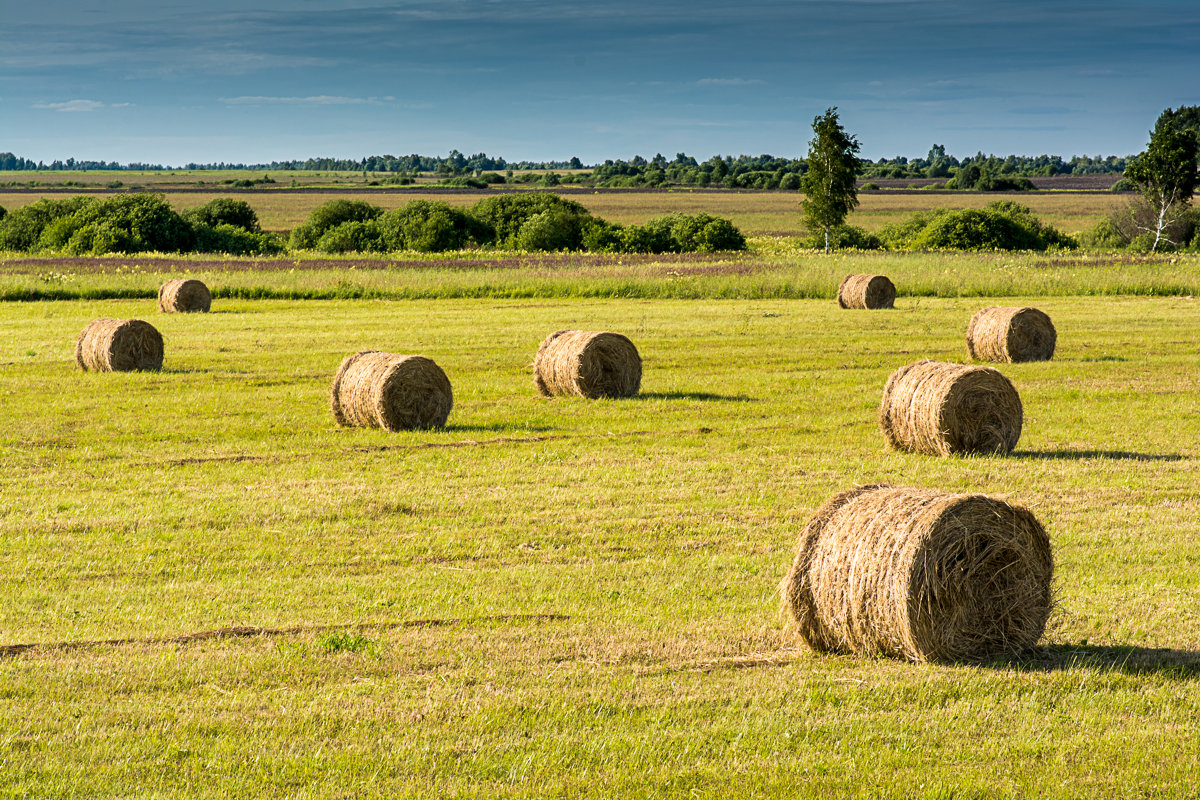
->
[330,350,452,431]
[967,306,1056,363]
[837,274,896,309]
[158,279,212,313]
[533,330,642,398]
[879,360,1022,456]
[782,484,1053,662]
[75,318,164,372]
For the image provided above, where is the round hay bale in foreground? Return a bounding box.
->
[879,360,1022,456]
[967,306,1056,363]
[533,330,641,398]
[837,274,896,309]
[75,318,164,372]
[330,351,452,431]
[158,278,212,313]
[782,484,1053,662]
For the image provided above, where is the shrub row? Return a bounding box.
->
[0,195,283,256]
[289,194,747,254]
[0,193,747,256]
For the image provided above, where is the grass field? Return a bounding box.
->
[0,186,1124,238]
[2,263,1199,795]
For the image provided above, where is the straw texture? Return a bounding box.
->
[74,318,164,372]
[879,360,1022,456]
[967,306,1056,363]
[837,274,896,309]
[782,485,1053,662]
[158,279,212,313]
[330,351,453,431]
[533,330,642,398]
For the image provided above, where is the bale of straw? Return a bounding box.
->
[966,306,1056,363]
[74,318,164,372]
[533,330,641,398]
[158,279,212,313]
[782,484,1053,662]
[837,274,896,309]
[879,360,1022,456]
[330,351,452,431]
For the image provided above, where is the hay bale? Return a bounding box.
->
[782,484,1053,662]
[879,360,1022,456]
[330,350,452,431]
[533,330,641,398]
[967,306,1056,363]
[74,318,164,372]
[158,279,212,313]
[837,274,895,309]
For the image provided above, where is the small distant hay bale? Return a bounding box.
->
[837,274,895,309]
[781,484,1053,662]
[330,350,452,431]
[879,360,1022,456]
[75,318,164,372]
[158,279,212,313]
[533,330,641,398]
[966,306,1056,363]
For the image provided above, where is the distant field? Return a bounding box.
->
[0,186,1122,237]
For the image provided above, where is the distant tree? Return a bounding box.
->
[801,107,862,252]
[1123,111,1200,251]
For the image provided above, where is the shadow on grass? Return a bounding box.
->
[985,644,1200,677]
[442,423,557,434]
[1012,449,1183,462]
[635,391,757,402]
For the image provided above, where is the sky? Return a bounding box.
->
[2,0,1199,166]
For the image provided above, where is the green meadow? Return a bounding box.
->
[2,250,1199,796]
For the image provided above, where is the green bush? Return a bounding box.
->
[184,198,261,232]
[0,196,98,251]
[619,217,677,253]
[860,182,881,191]
[193,223,284,255]
[514,208,586,251]
[438,176,489,189]
[799,224,882,250]
[478,172,507,185]
[882,202,1073,251]
[314,221,386,254]
[469,193,593,247]
[36,194,195,254]
[0,205,6,222]
[580,219,624,252]
[289,199,383,250]
[666,213,747,252]
[376,200,487,252]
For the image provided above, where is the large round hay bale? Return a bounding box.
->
[883,362,1022,455]
[879,360,1022,456]
[158,279,212,313]
[837,274,895,309]
[75,318,164,372]
[966,306,1056,363]
[533,330,641,398]
[782,484,1053,662]
[330,351,452,431]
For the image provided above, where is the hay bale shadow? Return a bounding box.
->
[1012,450,1183,462]
[982,644,1200,677]
[634,391,757,402]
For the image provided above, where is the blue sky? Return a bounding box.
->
[2,0,1198,165]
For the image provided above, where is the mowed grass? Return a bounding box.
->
[1,289,1199,797]
[0,187,1122,237]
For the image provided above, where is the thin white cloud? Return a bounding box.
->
[696,78,764,87]
[219,95,388,106]
[33,99,107,112]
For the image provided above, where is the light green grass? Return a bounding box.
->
[1,292,1198,797]
[4,247,1200,302]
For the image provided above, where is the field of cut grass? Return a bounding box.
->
[2,270,1199,796]
[0,185,1123,237]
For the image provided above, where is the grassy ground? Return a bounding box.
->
[1,283,1198,796]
